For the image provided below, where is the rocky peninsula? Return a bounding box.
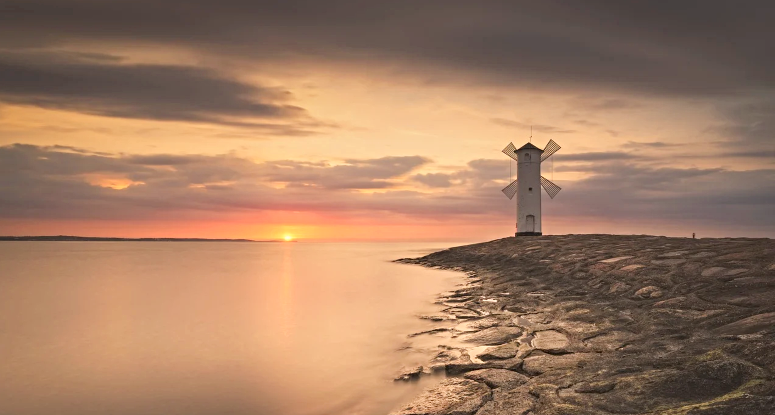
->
[391,234,775,415]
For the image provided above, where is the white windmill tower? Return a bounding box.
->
[501,139,562,236]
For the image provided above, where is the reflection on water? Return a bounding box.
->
[0,242,461,415]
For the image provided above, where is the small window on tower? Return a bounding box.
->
[525,153,531,160]
[529,187,533,192]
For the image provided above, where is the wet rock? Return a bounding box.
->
[459,327,522,345]
[532,330,571,354]
[444,307,483,319]
[522,353,593,376]
[390,378,491,415]
[464,369,529,389]
[574,380,616,393]
[394,366,424,381]
[474,387,534,415]
[715,312,775,335]
[633,285,663,299]
[455,316,508,332]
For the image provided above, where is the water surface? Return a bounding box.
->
[0,242,461,415]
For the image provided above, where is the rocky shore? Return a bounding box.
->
[390,234,775,415]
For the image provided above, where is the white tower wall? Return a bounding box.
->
[516,147,543,235]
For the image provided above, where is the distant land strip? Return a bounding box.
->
[0,236,294,242]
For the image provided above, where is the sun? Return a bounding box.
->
[283,234,293,241]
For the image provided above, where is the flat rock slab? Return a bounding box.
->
[532,330,571,354]
[584,331,636,351]
[633,285,663,299]
[474,388,534,415]
[458,327,522,345]
[651,259,687,266]
[522,353,594,376]
[715,312,775,335]
[574,380,616,393]
[477,342,520,361]
[702,267,727,277]
[464,368,529,389]
[389,378,491,415]
[599,256,632,263]
[455,317,506,332]
[619,264,645,271]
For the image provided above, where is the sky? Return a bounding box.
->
[0,0,773,241]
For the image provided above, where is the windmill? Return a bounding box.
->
[501,139,562,236]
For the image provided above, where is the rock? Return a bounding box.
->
[390,378,491,415]
[702,267,727,277]
[459,327,522,345]
[574,380,616,393]
[464,369,529,389]
[608,282,630,294]
[583,331,635,351]
[599,256,632,263]
[455,316,507,332]
[691,251,716,258]
[477,342,519,361]
[633,286,663,299]
[394,366,424,381]
[532,330,571,354]
[474,387,534,415]
[652,296,687,308]
[444,307,483,319]
[522,353,593,376]
[619,264,645,271]
[660,251,688,257]
[715,312,775,335]
[723,268,748,277]
[651,259,687,266]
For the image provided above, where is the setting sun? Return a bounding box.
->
[283,234,293,241]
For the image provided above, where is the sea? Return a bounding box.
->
[0,242,465,415]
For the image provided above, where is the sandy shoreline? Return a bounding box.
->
[389,234,775,415]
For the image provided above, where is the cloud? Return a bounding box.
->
[0,1,772,97]
[622,141,683,149]
[555,152,641,162]
[711,98,775,151]
[0,51,327,134]
[491,119,575,134]
[1,144,773,236]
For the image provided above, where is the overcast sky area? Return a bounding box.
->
[0,0,773,240]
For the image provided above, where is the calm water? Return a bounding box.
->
[0,242,463,415]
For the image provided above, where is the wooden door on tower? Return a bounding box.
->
[526,215,535,232]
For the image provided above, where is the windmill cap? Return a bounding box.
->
[516,142,543,152]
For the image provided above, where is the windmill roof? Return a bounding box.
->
[516,142,543,152]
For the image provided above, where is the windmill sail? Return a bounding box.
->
[502,142,519,161]
[501,179,519,199]
[540,139,561,162]
[540,176,561,199]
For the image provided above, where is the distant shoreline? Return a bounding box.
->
[0,235,294,242]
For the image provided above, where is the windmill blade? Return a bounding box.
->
[501,179,519,199]
[540,139,561,162]
[540,176,561,199]
[502,142,519,161]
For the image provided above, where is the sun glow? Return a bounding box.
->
[283,234,293,241]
